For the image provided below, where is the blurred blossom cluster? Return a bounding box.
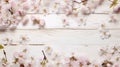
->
[0,0,46,31]
[0,0,119,30]
[0,44,120,67]
[0,0,28,31]
[99,24,111,39]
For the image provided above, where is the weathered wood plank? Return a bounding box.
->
[0,30,120,45]
[18,14,120,29]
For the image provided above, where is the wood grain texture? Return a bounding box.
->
[0,29,120,45]
[18,14,120,29]
[0,0,120,62]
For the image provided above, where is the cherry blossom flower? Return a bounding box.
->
[113,4,120,13]
[99,24,111,39]
[80,5,91,15]
[0,0,30,31]
[0,22,10,31]
[63,55,90,67]
[113,63,119,67]
[22,18,29,26]
[109,14,118,23]
[39,19,46,29]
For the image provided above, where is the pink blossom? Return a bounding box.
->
[39,19,45,27]
[64,57,70,63]
[21,0,27,2]
[22,18,29,26]
[81,6,91,15]
[25,60,33,67]
[113,4,120,13]
[98,0,104,5]
[13,52,25,59]
[19,52,25,58]
[22,4,30,11]
[62,5,72,15]
[70,61,80,67]
[0,22,10,31]
[113,63,119,67]
[9,22,17,31]
[10,1,17,7]
[18,58,25,64]
[13,52,20,58]
[77,56,89,65]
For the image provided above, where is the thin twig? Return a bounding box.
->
[42,50,47,60]
[3,49,7,62]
